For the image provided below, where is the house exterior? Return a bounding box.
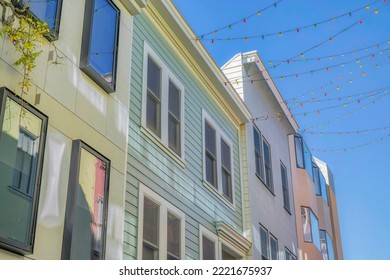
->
[123,0,252,260]
[222,51,299,260]
[288,135,343,259]
[0,0,145,259]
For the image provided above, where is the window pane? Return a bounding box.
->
[313,164,321,195]
[168,81,181,155]
[167,213,180,260]
[303,142,313,179]
[168,81,180,119]
[320,230,328,260]
[301,207,312,242]
[205,153,217,187]
[168,116,180,156]
[205,122,216,156]
[147,57,161,98]
[260,226,268,260]
[310,211,321,250]
[143,198,159,247]
[253,127,263,178]
[281,163,290,211]
[270,235,278,260]
[295,136,304,168]
[142,244,158,260]
[28,0,60,32]
[0,96,43,250]
[89,0,119,86]
[146,92,161,136]
[263,140,273,189]
[70,147,108,260]
[320,173,328,205]
[326,232,335,260]
[205,121,216,187]
[202,236,215,260]
[221,139,232,201]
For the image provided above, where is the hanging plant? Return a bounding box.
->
[0,0,50,95]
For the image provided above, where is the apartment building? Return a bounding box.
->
[222,51,299,260]
[0,0,144,259]
[289,135,343,259]
[123,0,252,260]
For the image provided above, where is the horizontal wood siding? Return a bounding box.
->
[124,13,244,260]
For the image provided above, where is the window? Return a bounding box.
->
[320,230,335,260]
[253,125,273,192]
[62,141,110,260]
[253,126,264,179]
[80,0,120,93]
[313,163,329,204]
[205,121,217,188]
[12,0,63,38]
[301,207,320,250]
[138,185,185,260]
[269,234,278,260]
[280,162,290,212]
[263,138,273,191]
[143,44,185,159]
[203,113,234,203]
[0,87,47,254]
[294,135,313,179]
[285,247,297,260]
[312,163,321,195]
[199,225,219,260]
[260,225,269,260]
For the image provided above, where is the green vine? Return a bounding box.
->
[0,0,50,95]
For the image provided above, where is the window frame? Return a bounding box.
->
[259,224,269,260]
[301,206,321,250]
[0,87,48,255]
[137,184,185,260]
[80,0,120,93]
[284,247,297,260]
[142,42,185,161]
[280,161,291,213]
[253,125,274,194]
[61,140,111,260]
[253,125,264,180]
[202,111,235,205]
[199,225,218,260]
[12,0,63,40]
[269,233,278,260]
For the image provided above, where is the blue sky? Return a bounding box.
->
[173,0,390,259]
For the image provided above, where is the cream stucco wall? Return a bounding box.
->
[0,0,135,259]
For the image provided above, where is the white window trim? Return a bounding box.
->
[142,41,185,163]
[199,225,218,260]
[199,223,249,260]
[137,184,185,260]
[202,110,235,207]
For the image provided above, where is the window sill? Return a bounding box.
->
[255,173,275,196]
[202,180,235,212]
[140,126,186,169]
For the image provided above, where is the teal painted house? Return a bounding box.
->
[124,0,252,260]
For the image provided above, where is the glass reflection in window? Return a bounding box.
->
[0,89,47,253]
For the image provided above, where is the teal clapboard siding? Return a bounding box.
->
[124,12,243,260]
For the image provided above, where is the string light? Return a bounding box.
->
[264,39,390,65]
[301,125,390,135]
[196,0,284,38]
[197,0,383,42]
[310,133,390,152]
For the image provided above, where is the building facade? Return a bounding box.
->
[222,51,299,260]
[0,0,144,259]
[123,0,252,260]
[289,135,343,259]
